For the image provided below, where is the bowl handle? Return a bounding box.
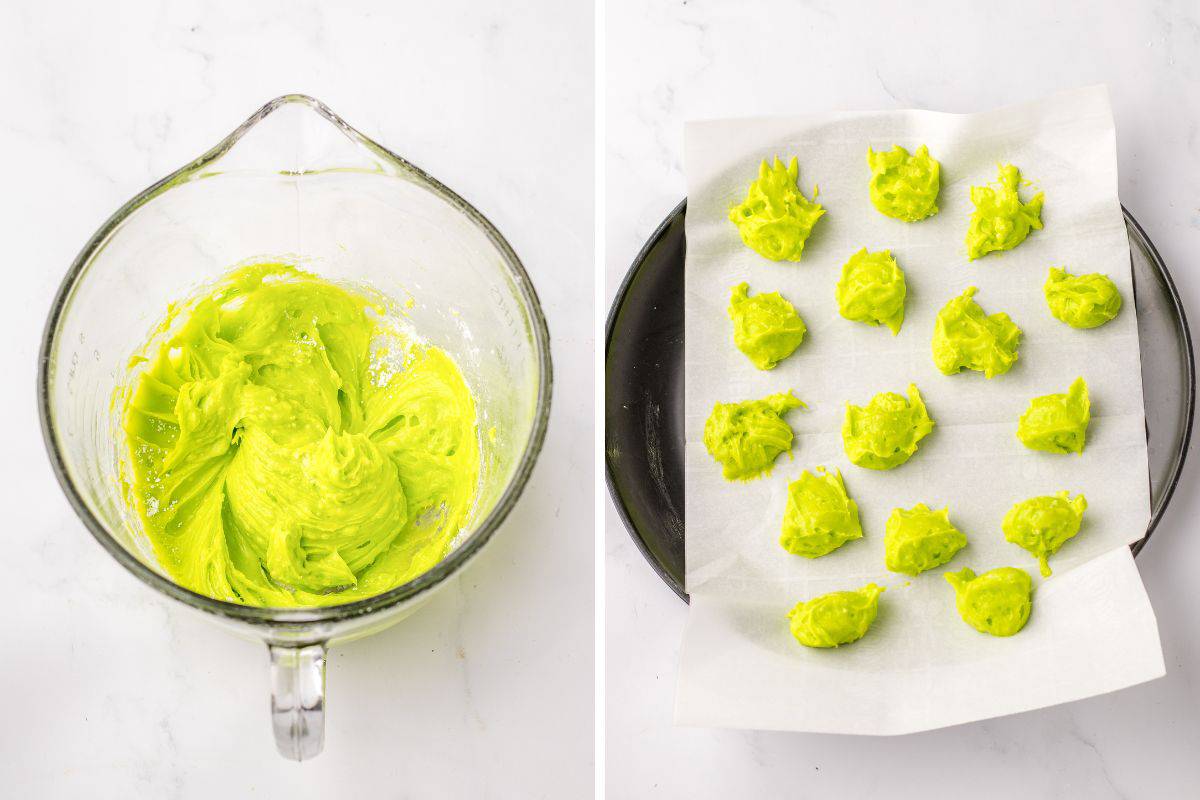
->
[268,643,327,760]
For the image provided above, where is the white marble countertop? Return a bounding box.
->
[606,0,1200,796]
[0,0,593,797]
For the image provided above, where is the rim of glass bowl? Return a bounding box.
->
[37,95,553,626]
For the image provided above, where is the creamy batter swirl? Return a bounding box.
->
[122,263,479,607]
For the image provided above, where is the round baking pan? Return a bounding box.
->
[605,200,1194,601]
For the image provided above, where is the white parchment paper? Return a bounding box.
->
[678,86,1164,735]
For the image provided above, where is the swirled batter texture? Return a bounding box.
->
[780,467,862,558]
[728,282,806,369]
[945,567,1032,637]
[1044,267,1122,329]
[835,248,906,335]
[1017,377,1090,455]
[1002,491,1087,577]
[931,287,1022,378]
[703,391,804,481]
[728,157,825,261]
[866,144,941,222]
[965,164,1044,260]
[885,504,967,576]
[842,384,934,470]
[122,263,479,607]
[788,583,884,648]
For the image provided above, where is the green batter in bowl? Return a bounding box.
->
[39,96,551,760]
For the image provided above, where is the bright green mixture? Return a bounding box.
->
[703,391,804,481]
[835,248,907,335]
[1044,267,1123,329]
[788,583,884,648]
[945,567,1033,637]
[727,282,806,369]
[965,164,1044,260]
[866,144,941,222]
[1002,491,1088,577]
[780,467,863,558]
[931,287,1022,378]
[842,384,934,470]
[885,504,967,576]
[122,263,480,607]
[1018,377,1091,455]
[728,157,825,262]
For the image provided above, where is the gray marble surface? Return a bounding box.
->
[606,1,1200,797]
[0,0,593,797]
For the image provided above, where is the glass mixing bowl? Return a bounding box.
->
[37,95,552,760]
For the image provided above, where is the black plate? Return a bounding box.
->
[605,200,1195,602]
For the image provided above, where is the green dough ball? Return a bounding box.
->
[931,286,1022,378]
[945,567,1033,637]
[728,156,825,262]
[885,504,967,576]
[1002,491,1087,577]
[1044,267,1123,329]
[703,391,805,481]
[788,583,884,648]
[842,383,934,470]
[780,466,863,558]
[728,282,806,369]
[835,248,907,335]
[965,164,1044,260]
[1017,377,1090,455]
[866,144,941,222]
